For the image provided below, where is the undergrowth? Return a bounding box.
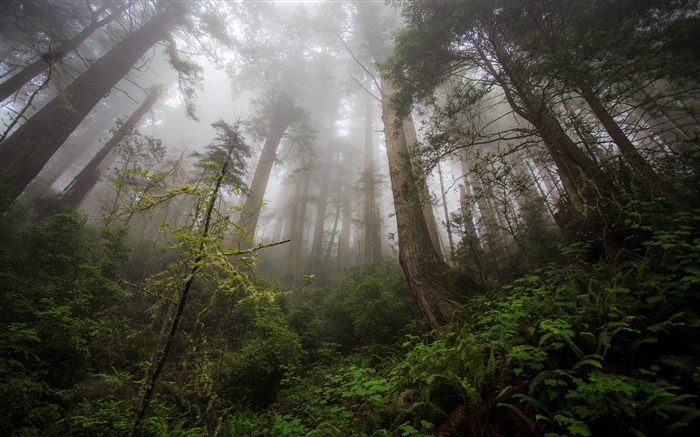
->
[244,208,700,436]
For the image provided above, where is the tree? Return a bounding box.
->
[284,166,311,284]
[0,3,185,208]
[131,162,230,436]
[60,85,165,209]
[310,127,336,268]
[388,1,630,253]
[508,0,690,200]
[238,91,310,249]
[191,118,252,190]
[381,79,467,328]
[402,116,444,258]
[362,88,383,264]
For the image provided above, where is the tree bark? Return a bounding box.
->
[382,78,464,329]
[238,104,291,248]
[402,117,444,259]
[61,85,164,209]
[43,98,130,191]
[0,4,181,207]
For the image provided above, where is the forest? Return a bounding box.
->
[1,0,699,435]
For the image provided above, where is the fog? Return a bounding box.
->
[1,0,412,284]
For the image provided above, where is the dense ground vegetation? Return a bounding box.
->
[1,193,699,436]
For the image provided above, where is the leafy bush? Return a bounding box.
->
[0,212,130,433]
[253,209,700,436]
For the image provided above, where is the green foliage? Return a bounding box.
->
[284,259,425,355]
[191,118,252,190]
[3,184,699,437]
[242,207,700,436]
[0,211,130,433]
[216,298,304,407]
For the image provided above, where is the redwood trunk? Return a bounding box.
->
[61,85,163,208]
[310,128,334,265]
[239,106,291,248]
[285,171,310,284]
[402,117,444,259]
[382,79,463,329]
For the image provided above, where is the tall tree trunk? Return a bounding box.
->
[271,212,285,243]
[43,98,131,191]
[285,171,310,284]
[310,128,334,267]
[0,4,181,207]
[337,187,352,269]
[0,2,130,103]
[61,85,164,209]
[238,104,291,248]
[382,78,465,329]
[363,92,383,263]
[325,202,341,263]
[325,151,343,263]
[402,117,444,259]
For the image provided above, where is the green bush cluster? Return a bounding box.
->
[244,208,700,436]
[2,204,699,436]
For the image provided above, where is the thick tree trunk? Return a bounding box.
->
[238,105,291,248]
[382,78,464,329]
[0,4,181,206]
[61,85,163,209]
[402,117,444,259]
[43,98,130,191]
[0,2,129,103]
